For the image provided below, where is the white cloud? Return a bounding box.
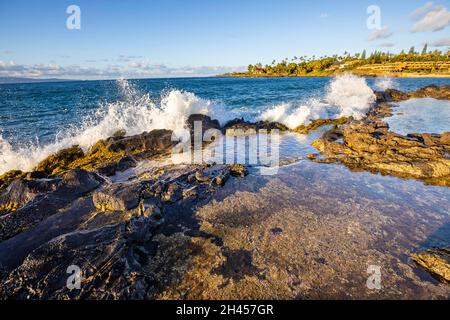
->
[368,26,393,41]
[431,37,450,46]
[411,3,450,32]
[117,55,144,62]
[410,2,436,20]
[377,42,396,47]
[0,60,245,80]
[320,13,329,18]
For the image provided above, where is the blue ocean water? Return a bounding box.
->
[1,75,450,174]
[1,76,450,145]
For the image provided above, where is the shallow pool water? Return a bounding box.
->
[386,98,450,135]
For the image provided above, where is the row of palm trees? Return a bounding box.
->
[246,46,450,75]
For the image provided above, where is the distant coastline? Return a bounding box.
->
[0,77,75,85]
[221,71,450,78]
[222,48,450,78]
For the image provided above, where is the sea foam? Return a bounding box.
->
[374,76,397,91]
[259,74,376,129]
[0,75,376,174]
[0,79,233,174]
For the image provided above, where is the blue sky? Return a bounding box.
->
[0,0,449,79]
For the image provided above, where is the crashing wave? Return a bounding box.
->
[259,74,376,129]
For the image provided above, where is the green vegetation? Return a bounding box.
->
[225,45,450,77]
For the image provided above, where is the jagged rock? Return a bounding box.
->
[0,170,25,191]
[116,155,138,171]
[0,216,156,299]
[26,171,47,179]
[61,169,104,193]
[187,114,221,134]
[224,118,288,134]
[412,248,450,284]
[311,120,450,186]
[106,129,175,155]
[93,183,142,211]
[377,85,450,103]
[162,183,183,203]
[0,170,104,241]
[229,164,249,177]
[293,117,349,134]
[35,145,85,175]
[0,178,60,214]
[0,128,250,300]
[30,129,176,175]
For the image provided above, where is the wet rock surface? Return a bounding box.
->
[311,85,450,187]
[376,85,450,102]
[0,123,248,299]
[412,248,450,284]
[311,120,450,186]
[1,95,450,300]
[224,118,289,134]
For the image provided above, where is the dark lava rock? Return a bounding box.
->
[187,114,221,133]
[106,129,175,155]
[312,119,450,186]
[229,164,249,177]
[0,169,104,241]
[0,216,156,299]
[116,155,138,171]
[93,182,142,211]
[412,248,450,284]
[377,85,450,103]
[0,177,61,214]
[271,227,283,235]
[224,118,289,133]
[35,145,85,175]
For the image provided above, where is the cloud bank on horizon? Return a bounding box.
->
[0,0,449,80]
[0,60,245,80]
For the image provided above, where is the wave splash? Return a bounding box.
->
[0,79,232,174]
[0,75,377,174]
[259,74,376,129]
[374,76,397,91]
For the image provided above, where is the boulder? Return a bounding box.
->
[106,129,175,155]
[0,169,104,241]
[93,183,142,211]
[311,120,450,186]
[380,85,450,102]
[412,248,450,284]
[35,145,85,175]
[0,178,60,214]
[224,118,288,135]
[187,114,221,134]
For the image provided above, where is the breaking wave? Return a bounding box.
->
[259,74,376,129]
[0,74,377,174]
[374,76,397,91]
[0,79,233,174]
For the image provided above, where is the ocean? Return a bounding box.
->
[1,75,450,174]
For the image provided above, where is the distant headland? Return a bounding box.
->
[223,46,450,78]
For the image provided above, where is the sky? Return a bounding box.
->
[0,0,449,79]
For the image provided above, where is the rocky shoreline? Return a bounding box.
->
[0,85,449,298]
[309,85,450,187]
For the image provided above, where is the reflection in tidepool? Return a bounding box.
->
[188,160,450,299]
[386,98,450,135]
